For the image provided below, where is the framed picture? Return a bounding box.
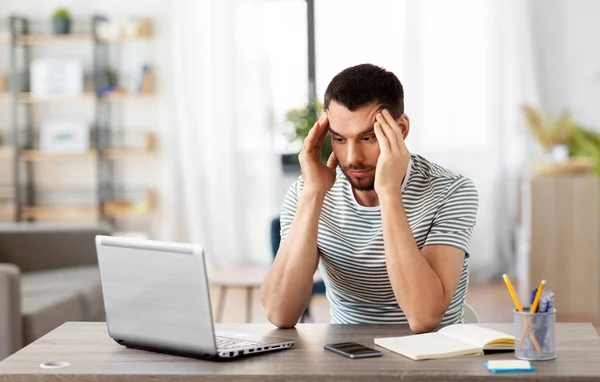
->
[39,119,90,153]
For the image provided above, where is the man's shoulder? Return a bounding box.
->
[410,154,477,193]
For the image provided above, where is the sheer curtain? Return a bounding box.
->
[160,0,278,268]
[402,0,539,280]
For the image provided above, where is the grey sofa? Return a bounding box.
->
[0,224,111,360]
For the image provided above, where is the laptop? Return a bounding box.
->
[95,235,295,360]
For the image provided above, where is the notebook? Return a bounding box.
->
[374,324,514,361]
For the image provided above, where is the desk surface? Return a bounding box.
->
[1,322,599,381]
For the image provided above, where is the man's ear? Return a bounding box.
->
[397,114,410,140]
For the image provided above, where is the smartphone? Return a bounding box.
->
[324,342,383,359]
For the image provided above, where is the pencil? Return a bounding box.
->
[531,280,546,313]
[502,274,523,312]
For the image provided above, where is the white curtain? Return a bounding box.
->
[160,0,279,269]
[401,0,540,281]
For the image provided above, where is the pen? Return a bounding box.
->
[519,280,546,350]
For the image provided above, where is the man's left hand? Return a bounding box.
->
[373,109,410,198]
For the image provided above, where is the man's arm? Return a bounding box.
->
[260,188,324,328]
[379,195,466,333]
[373,110,476,333]
[260,114,338,328]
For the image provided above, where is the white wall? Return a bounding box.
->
[530,0,600,129]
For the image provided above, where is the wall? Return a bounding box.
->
[529,0,600,129]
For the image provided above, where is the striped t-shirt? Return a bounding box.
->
[279,153,478,324]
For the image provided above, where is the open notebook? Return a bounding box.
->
[374,324,514,361]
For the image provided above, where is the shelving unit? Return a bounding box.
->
[5,15,157,231]
[17,34,92,45]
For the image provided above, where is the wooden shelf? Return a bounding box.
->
[21,190,155,220]
[100,92,155,102]
[18,92,95,104]
[0,208,15,220]
[103,148,154,159]
[19,146,155,161]
[20,150,97,161]
[22,206,99,220]
[18,34,92,45]
[0,147,14,159]
[21,204,153,220]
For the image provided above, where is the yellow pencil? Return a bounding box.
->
[531,280,546,313]
[502,274,523,312]
[503,274,541,353]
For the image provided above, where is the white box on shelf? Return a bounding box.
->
[30,59,83,96]
[39,119,90,153]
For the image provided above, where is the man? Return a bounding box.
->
[260,64,478,333]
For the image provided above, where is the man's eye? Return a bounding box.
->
[334,138,344,143]
[362,136,374,142]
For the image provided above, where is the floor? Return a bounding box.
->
[211,282,600,333]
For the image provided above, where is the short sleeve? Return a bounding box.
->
[279,176,304,245]
[423,177,479,256]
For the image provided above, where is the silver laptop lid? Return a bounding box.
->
[95,235,218,356]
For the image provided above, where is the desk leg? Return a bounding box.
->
[246,287,253,323]
[216,286,228,323]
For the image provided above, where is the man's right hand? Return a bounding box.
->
[298,114,338,195]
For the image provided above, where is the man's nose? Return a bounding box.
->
[346,142,363,164]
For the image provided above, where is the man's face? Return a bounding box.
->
[327,101,383,191]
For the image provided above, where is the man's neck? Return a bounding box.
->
[353,189,379,207]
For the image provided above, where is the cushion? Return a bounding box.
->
[21,265,104,319]
[21,289,84,345]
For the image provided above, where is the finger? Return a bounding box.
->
[374,122,390,154]
[315,114,330,149]
[304,117,327,151]
[383,110,410,153]
[303,121,322,150]
[382,109,402,135]
[375,113,399,150]
[326,151,338,169]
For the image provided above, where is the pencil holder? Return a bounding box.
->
[514,308,556,361]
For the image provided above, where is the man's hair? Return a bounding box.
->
[323,64,404,119]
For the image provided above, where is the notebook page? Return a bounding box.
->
[438,324,514,349]
[374,332,482,360]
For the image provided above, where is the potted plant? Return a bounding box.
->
[284,99,332,167]
[522,104,594,176]
[52,8,72,35]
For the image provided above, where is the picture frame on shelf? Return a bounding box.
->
[30,59,83,96]
[39,119,90,153]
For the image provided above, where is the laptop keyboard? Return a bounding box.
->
[216,336,262,350]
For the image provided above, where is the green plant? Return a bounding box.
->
[567,125,600,175]
[105,68,118,88]
[52,8,71,21]
[285,99,332,163]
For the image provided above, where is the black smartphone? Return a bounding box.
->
[324,342,383,359]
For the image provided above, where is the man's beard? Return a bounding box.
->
[341,164,376,191]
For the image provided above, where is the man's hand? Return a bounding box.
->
[298,114,338,195]
[374,110,410,197]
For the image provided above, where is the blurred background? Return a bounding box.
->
[1,0,599,359]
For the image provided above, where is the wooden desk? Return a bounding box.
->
[1,322,600,381]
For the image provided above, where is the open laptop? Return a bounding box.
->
[95,235,295,360]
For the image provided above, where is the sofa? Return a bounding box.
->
[0,223,111,360]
